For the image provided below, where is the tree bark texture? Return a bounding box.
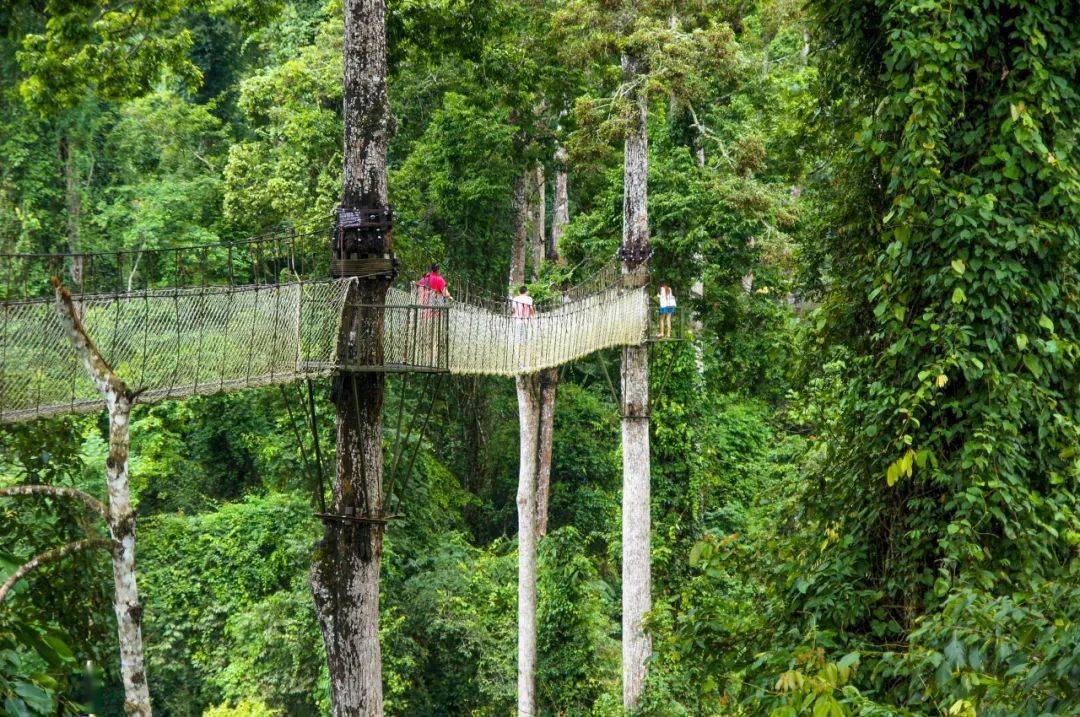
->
[515,372,541,717]
[534,367,557,537]
[509,169,529,289]
[59,133,84,287]
[550,147,568,264]
[509,177,541,714]
[310,0,391,714]
[619,50,652,712]
[53,279,151,717]
[531,163,545,281]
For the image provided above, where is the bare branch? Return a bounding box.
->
[51,277,129,399]
[0,538,112,603]
[0,485,108,520]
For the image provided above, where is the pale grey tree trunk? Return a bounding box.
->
[535,367,557,537]
[514,372,541,717]
[550,146,568,263]
[53,280,151,717]
[619,50,652,712]
[531,164,545,281]
[311,0,391,714]
[509,176,541,715]
[60,134,84,287]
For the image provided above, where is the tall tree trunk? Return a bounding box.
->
[59,133,84,288]
[311,0,391,714]
[619,50,652,712]
[549,146,568,263]
[531,163,545,281]
[514,372,541,717]
[509,170,529,289]
[535,367,557,537]
[53,280,151,717]
[509,176,540,715]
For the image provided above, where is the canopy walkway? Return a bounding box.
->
[0,230,649,423]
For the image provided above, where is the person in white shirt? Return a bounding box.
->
[511,285,534,319]
[511,285,535,368]
[657,281,676,338]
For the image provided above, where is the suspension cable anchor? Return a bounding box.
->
[331,205,397,279]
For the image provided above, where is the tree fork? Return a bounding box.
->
[52,278,152,717]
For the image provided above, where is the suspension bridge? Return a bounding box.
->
[0,226,652,423]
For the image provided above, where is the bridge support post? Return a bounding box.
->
[310,0,392,714]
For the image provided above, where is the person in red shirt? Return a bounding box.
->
[417,264,452,305]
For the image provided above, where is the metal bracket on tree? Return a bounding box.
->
[617,244,651,288]
[331,205,398,279]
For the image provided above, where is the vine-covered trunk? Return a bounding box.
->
[53,280,151,717]
[619,50,652,711]
[311,0,391,713]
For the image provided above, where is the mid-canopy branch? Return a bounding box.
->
[0,484,108,520]
[51,276,129,398]
[0,537,113,603]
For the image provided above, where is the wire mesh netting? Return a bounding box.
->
[0,280,352,422]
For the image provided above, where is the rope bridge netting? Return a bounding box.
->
[0,233,647,423]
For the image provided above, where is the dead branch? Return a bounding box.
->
[0,485,108,520]
[0,538,112,603]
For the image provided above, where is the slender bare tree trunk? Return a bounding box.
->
[53,279,151,717]
[534,367,557,537]
[509,170,529,289]
[531,164,545,281]
[310,0,391,714]
[550,146,568,264]
[515,372,541,717]
[59,134,84,287]
[619,50,652,712]
[509,174,541,714]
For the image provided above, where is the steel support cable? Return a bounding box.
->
[390,371,445,517]
[305,378,328,513]
[279,383,320,508]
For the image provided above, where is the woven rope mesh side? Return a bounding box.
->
[0,280,352,422]
[387,284,648,376]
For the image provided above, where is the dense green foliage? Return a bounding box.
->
[1,0,1076,715]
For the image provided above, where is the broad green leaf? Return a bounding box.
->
[837,652,860,669]
[1023,354,1042,378]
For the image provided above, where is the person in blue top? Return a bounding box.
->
[657,281,676,338]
